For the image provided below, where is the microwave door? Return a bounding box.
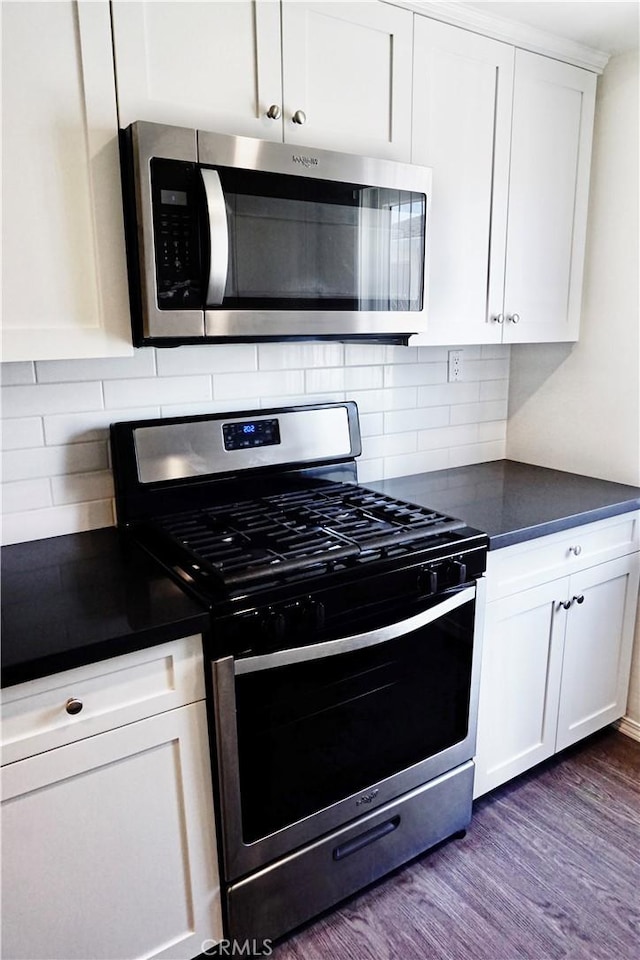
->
[200,168,229,306]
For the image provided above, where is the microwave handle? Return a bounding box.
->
[200,168,229,305]
[234,585,475,675]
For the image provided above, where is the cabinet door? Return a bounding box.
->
[112,0,283,139]
[281,1,412,159]
[502,51,596,343]
[411,18,514,345]
[1,703,222,960]
[474,579,567,798]
[556,554,640,751]
[1,1,131,361]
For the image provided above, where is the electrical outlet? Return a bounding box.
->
[448,349,463,382]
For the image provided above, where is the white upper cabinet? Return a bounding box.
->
[112,0,283,140]
[112,0,413,159]
[502,51,596,343]
[411,18,514,345]
[280,1,412,159]
[412,20,597,345]
[1,1,132,361]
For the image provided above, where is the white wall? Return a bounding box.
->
[0,342,509,546]
[506,51,640,728]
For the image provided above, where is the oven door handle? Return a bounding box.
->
[200,167,229,305]
[234,585,476,675]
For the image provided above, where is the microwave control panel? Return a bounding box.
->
[150,159,203,310]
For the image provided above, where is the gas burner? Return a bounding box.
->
[147,484,469,591]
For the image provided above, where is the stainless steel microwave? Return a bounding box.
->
[120,121,431,346]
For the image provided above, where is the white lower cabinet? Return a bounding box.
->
[0,638,223,960]
[474,515,640,798]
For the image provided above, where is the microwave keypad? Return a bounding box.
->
[150,159,202,310]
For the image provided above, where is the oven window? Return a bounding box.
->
[234,598,474,843]
[211,166,425,311]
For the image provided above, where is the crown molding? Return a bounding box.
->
[386,1,610,73]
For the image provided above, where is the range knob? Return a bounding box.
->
[449,560,468,585]
[306,599,326,632]
[260,608,287,645]
[417,566,438,595]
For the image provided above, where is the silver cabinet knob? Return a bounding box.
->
[573,594,585,604]
[266,104,281,120]
[558,600,572,611]
[492,314,504,324]
[65,698,83,716]
[569,545,582,556]
[509,313,520,324]
[292,109,307,125]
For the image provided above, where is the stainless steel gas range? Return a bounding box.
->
[110,401,488,944]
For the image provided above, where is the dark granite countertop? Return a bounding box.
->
[1,528,209,687]
[3,460,639,688]
[364,460,640,549]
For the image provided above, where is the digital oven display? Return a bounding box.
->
[223,418,281,451]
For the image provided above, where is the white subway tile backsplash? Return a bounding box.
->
[104,375,212,408]
[383,448,449,479]
[350,388,417,414]
[213,370,304,401]
[51,470,114,505]
[0,362,36,386]
[417,424,478,451]
[358,412,384,437]
[2,442,108,482]
[156,344,257,376]
[464,358,510,381]
[477,420,508,443]
[385,345,420,364]
[0,343,511,543]
[384,406,450,434]
[383,363,447,388]
[2,382,103,417]
[415,346,450,362]
[35,350,156,383]
[345,344,386,366]
[262,393,340,409]
[2,418,44,450]
[1,500,114,546]
[160,400,240,418]
[356,459,384,483]
[481,344,511,359]
[43,407,161,446]
[450,399,509,425]
[259,343,343,370]
[2,479,52,514]
[305,366,383,394]
[417,382,480,407]
[479,379,509,401]
[449,440,505,469]
[361,432,417,460]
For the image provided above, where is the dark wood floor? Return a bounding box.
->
[272,729,640,960]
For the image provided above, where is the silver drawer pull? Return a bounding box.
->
[65,698,83,716]
[569,545,582,556]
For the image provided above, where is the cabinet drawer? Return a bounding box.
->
[486,511,640,601]
[1,635,205,765]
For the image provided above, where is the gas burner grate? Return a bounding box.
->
[148,483,466,591]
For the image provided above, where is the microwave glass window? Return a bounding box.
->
[213,168,425,312]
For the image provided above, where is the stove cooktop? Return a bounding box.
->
[139,482,485,596]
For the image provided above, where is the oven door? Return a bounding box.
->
[212,579,485,881]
